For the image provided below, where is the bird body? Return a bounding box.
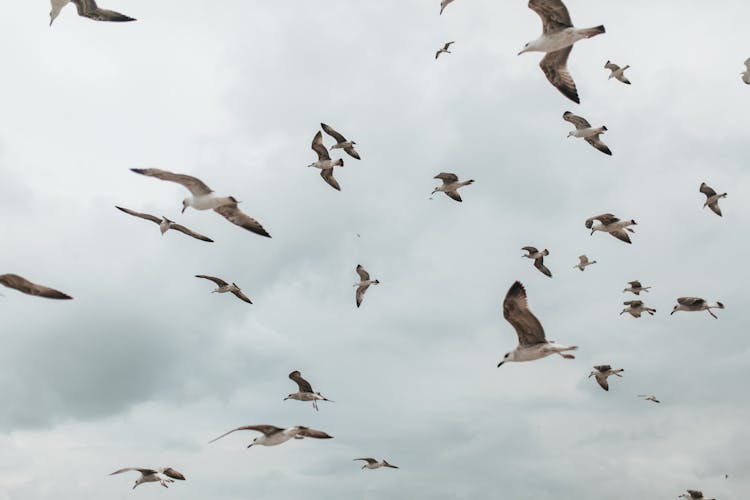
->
[195,275,253,304]
[435,41,455,59]
[699,182,726,217]
[604,61,631,84]
[589,365,624,391]
[623,280,650,295]
[354,458,399,470]
[431,173,474,202]
[309,131,344,190]
[285,371,333,411]
[574,255,596,271]
[671,297,724,319]
[209,424,333,448]
[355,265,380,307]
[585,213,636,243]
[563,112,611,155]
[110,467,185,489]
[115,206,213,242]
[522,246,552,277]
[621,300,656,318]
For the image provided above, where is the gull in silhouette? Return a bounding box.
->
[308,131,344,191]
[699,182,727,217]
[355,265,380,308]
[638,394,660,404]
[435,41,455,59]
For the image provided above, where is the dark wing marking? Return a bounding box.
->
[356,265,370,281]
[213,204,271,237]
[232,289,253,304]
[289,370,314,393]
[115,206,161,224]
[168,223,214,242]
[562,111,591,129]
[528,0,573,33]
[540,48,579,103]
[208,425,283,443]
[312,131,331,161]
[444,190,462,202]
[195,275,229,287]
[320,169,341,191]
[502,281,546,346]
[130,168,212,195]
[585,135,612,155]
[534,257,552,277]
[320,123,347,144]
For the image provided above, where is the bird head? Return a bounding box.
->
[374,280,380,284]
[518,42,532,55]
[670,305,678,315]
[497,351,513,367]
[181,199,190,213]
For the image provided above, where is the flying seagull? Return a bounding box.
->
[355,265,380,308]
[741,58,750,84]
[435,41,455,59]
[308,130,344,191]
[671,297,724,319]
[195,275,253,304]
[109,467,185,489]
[679,490,715,500]
[497,281,577,367]
[620,300,656,318]
[50,0,136,25]
[604,61,631,84]
[519,0,605,103]
[321,123,360,160]
[440,0,456,15]
[354,458,399,470]
[521,246,552,278]
[208,425,333,448]
[623,280,650,295]
[284,371,333,411]
[585,213,636,244]
[115,206,213,242]
[431,173,474,202]
[638,394,660,404]
[0,274,72,300]
[129,168,270,238]
[588,365,623,391]
[574,255,596,271]
[563,111,611,155]
[699,182,727,217]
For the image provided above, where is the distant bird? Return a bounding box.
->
[435,41,455,59]
[284,371,333,411]
[354,458,399,470]
[574,255,596,271]
[679,490,715,500]
[50,0,136,25]
[321,123,360,160]
[741,58,750,84]
[604,60,631,84]
[699,182,727,217]
[671,297,724,319]
[115,206,213,242]
[109,467,185,489]
[195,275,253,304]
[308,131,344,191]
[431,173,474,202]
[439,0,456,15]
[623,280,650,295]
[518,0,605,103]
[130,168,270,238]
[0,274,72,300]
[585,213,636,244]
[209,425,333,448]
[563,111,612,155]
[638,394,660,404]
[497,281,577,367]
[620,300,656,318]
[521,247,552,278]
[588,365,623,391]
[355,265,380,308]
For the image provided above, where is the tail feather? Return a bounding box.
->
[582,25,606,37]
[716,302,725,309]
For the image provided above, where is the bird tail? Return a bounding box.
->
[715,302,725,309]
[542,249,549,256]
[582,25,606,38]
[336,159,345,167]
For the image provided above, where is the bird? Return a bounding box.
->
[623,280,650,295]
[563,111,612,155]
[284,371,333,411]
[574,255,596,271]
[741,58,750,84]
[354,458,399,470]
[671,297,724,319]
[208,425,333,448]
[604,60,631,84]
[521,247,552,278]
[497,281,577,367]
[109,467,185,489]
[699,182,727,217]
[0,274,72,300]
[585,214,636,244]
[321,123,360,160]
[620,300,656,318]
[115,206,213,242]
[679,490,715,500]
[435,41,455,59]
[638,394,660,404]
[50,0,135,25]
[588,365,624,391]
[439,0,456,15]
[355,265,380,308]
[195,275,253,304]
[308,131,344,191]
[129,168,270,237]
[518,0,605,103]
[431,173,474,202]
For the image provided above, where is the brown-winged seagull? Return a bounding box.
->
[563,112,611,155]
[521,247,552,278]
[585,213,636,244]
[321,123,360,160]
[0,274,72,300]
[431,173,474,202]
[354,458,399,470]
[574,255,596,271]
[638,394,660,404]
[518,0,605,103]
[115,206,213,242]
[680,490,715,500]
[109,467,185,489]
[355,265,380,308]
[50,0,135,25]
[623,280,650,295]
[620,300,656,318]
[671,297,724,319]
[497,281,577,367]
[699,182,727,217]
[741,58,750,84]
[604,61,631,84]
[130,168,270,238]
[195,275,252,304]
[435,41,455,59]
[588,365,623,391]
[440,0,456,15]
[308,131,344,191]
[209,425,332,448]
[284,371,333,411]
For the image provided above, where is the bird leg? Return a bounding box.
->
[708,309,718,319]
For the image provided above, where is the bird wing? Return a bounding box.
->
[585,135,612,155]
[624,300,643,307]
[534,257,552,277]
[593,365,611,372]
[707,202,723,217]
[356,284,370,308]
[354,458,378,464]
[320,123,347,144]
[687,491,704,499]
[609,229,632,244]
[445,190,463,202]
[356,265,371,281]
[596,374,609,391]
[540,48,579,103]
[110,468,156,476]
[312,131,331,161]
[289,371,314,393]
[434,172,458,184]
[195,275,228,287]
[296,427,333,439]
[130,168,213,196]
[158,468,186,481]
[320,169,341,191]
[604,61,620,71]
[699,182,717,198]
[213,204,272,237]
[231,289,253,304]
[528,0,573,33]
[628,280,642,287]
[209,425,283,443]
[521,246,539,254]
[562,111,591,129]
[168,223,214,242]
[115,206,161,224]
[444,41,455,50]
[502,281,546,346]
[343,146,361,160]
[677,297,705,306]
[0,274,72,300]
[578,255,588,264]
[586,213,619,227]
[435,50,442,59]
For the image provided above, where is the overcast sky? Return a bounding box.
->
[0,1,748,499]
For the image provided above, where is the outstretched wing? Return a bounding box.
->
[585,213,619,228]
[231,289,253,304]
[289,370,314,393]
[585,135,612,155]
[159,468,186,481]
[169,223,214,242]
[354,458,377,464]
[356,284,370,308]
[356,265,370,281]
[562,111,591,129]
[699,182,716,198]
[434,172,458,184]
[115,206,161,224]
[0,274,72,300]
[130,168,212,196]
[296,427,333,439]
[541,48,579,103]
[502,281,546,346]
[321,123,347,144]
[534,257,552,278]
[312,131,331,161]
[609,229,632,244]
[195,275,228,287]
[209,425,283,443]
[320,169,341,191]
[528,0,572,33]
[213,204,272,238]
[110,468,156,476]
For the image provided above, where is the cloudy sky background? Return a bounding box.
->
[0,1,748,498]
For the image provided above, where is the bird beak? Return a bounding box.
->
[497,361,504,367]
[181,206,187,213]
[590,229,595,235]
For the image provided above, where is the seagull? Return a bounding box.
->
[354,458,399,470]
[574,255,596,271]
[741,58,750,84]
[679,490,715,500]
[497,281,577,367]
[563,112,612,155]
[431,173,474,202]
[604,61,631,84]
[518,0,605,103]
[638,394,660,404]
[521,247,552,278]
[588,365,623,391]
[195,275,252,304]
[50,0,136,25]
[671,297,724,319]
[440,0,456,15]
[308,131,344,191]
[355,265,380,308]
[284,371,333,411]
[435,41,455,59]
[321,123,360,160]
[623,280,650,295]
[115,206,213,242]
[699,182,727,217]
[585,214,636,244]
[0,274,72,300]
[620,300,656,318]
[129,168,270,238]
[109,467,185,489]
[208,425,333,448]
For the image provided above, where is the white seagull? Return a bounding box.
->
[309,130,344,191]
[563,111,611,155]
[679,490,715,500]
[620,300,656,318]
[284,371,333,411]
[115,206,213,242]
[518,0,605,103]
[50,0,136,25]
[585,213,636,244]
[699,182,727,217]
[638,394,660,404]
[440,0,456,15]
[671,297,724,319]
[574,255,596,271]
[588,365,623,391]
[354,458,399,470]
[355,265,380,308]
[741,58,750,84]
[623,280,650,295]
[435,41,455,59]
[209,425,333,448]
[195,275,253,304]
[0,274,72,300]
[109,467,185,489]
[431,173,474,202]
[521,246,552,278]
[604,61,631,84]
[321,123,360,160]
